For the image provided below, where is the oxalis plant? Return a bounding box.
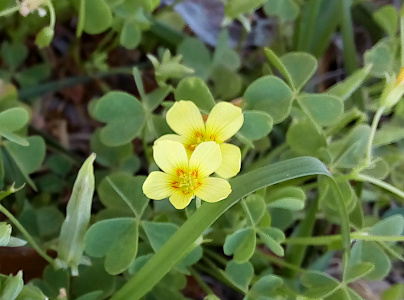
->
[0,0,404,299]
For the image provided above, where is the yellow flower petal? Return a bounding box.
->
[155,134,188,144]
[195,177,231,203]
[169,191,193,209]
[215,143,241,178]
[156,134,194,158]
[153,140,188,175]
[189,141,222,178]
[166,101,205,138]
[205,102,244,143]
[142,171,173,200]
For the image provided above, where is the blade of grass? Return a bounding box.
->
[18,64,149,100]
[339,0,364,110]
[111,157,350,300]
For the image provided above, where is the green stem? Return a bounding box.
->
[364,106,385,167]
[196,260,240,293]
[240,143,251,161]
[141,126,152,165]
[195,197,201,209]
[46,0,56,29]
[0,204,55,266]
[204,247,228,267]
[240,200,255,227]
[203,256,243,292]
[0,6,19,17]
[285,232,404,245]
[284,197,319,277]
[354,173,404,200]
[189,267,216,297]
[379,243,404,263]
[259,250,306,273]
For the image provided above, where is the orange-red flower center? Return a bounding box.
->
[171,168,202,195]
[186,131,217,152]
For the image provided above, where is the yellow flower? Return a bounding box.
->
[157,101,244,179]
[142,140,231,209]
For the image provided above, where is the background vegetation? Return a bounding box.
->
[0,0,404,299]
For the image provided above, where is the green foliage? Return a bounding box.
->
[1,42,27,70]
[0,271,47,300]
[4,136,46,190]
[373,5,399,37]
[298,93,343,126]
[280,52,318,92]
[245,275,282,300]
[148,49,194,86]
[224,260,254,291]
[120,21,141,49]
[0,107,29,146]
[364,39,397,77]
[1,2,404,300]
[99,174,149,216]
[92,92,146,146]
[266,186,306,211]
[224,228,256,263]
[85,218,139,275]
[243,75,293,124]
[327,66,371,101]
[81,0,112,34]
[178,31,243,100]
[177,38,212,81]
[175,77,216,111]
[239,111,273,141]
[263,0,299,22]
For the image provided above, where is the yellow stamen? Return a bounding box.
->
[172,168,202,195]
[186,131,217,153]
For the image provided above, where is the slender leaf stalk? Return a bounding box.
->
[285,232,404,245]
[0,6,19,17]
[284,197,319,277]
[354,173,404,200]
[365,106,385,167]
[259,250,306,273]
[45,0,56,28]
[0,204,55,266]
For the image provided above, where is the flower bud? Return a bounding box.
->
[56,153,96,275]
[380,68,404,108]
